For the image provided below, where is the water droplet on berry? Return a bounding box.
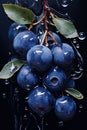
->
[58,121,64,127]
[78,32,86,40]
[39,30,43,35]
[30,38,34,41]
[5,79,9,85]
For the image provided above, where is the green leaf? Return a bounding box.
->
[53,17,78,38]
[65,88,84,100]
[3,4,34,24]
[0,59,24,79]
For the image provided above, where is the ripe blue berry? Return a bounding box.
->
[53,43,75,68]
[43,67,67,92]
[28,87,55,116]
[13,30,39,58]
[55,96,76,121]
[17,65,39,90]
[8,22,27,41]
[27,45,53,72]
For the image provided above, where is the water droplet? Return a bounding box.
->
[30,38,34,41]
[39,30,43,35]
[5,79,9,85]
[61,0,69,7]
[72,39,77,44]
[2,93,6,98]
[79,104,83,109]
[45,122,48,126]
[56,30,59,33]
[76,44,80,48]
[8,52,12,56]
[14,88,19,94]
[25,96,29,100]
[10,63,17,73]
[58,121,64,127]
[65,13,68,16]
[78,32,86,40]
[25,107,28,111]
[35,0,38,2]
[41,22,44,25]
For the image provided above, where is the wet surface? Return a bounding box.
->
[0,0,87,130]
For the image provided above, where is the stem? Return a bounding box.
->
[28,16,45,30]
[48,31,58,44]
[43,0,48,30]
[41,30,48,45]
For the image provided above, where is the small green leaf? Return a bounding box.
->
[0,59,24,79]
[3,4,34,24]
[65,88,84,100]
[53,17,78,38]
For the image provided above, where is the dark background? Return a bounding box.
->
[0,0,87,130]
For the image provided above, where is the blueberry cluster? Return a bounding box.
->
[8,22,76,121]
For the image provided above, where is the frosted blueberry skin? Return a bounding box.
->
[43,67,67,92]
[55,96,76,121]
[17,65,39,90]
[53,43,75,68]
[27,87,55,116]
[13,30,39,58]
[39,31,62,49]
[27,45,53,72]
[8,22,27,41]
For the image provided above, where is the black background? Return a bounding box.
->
[0,0,87,130]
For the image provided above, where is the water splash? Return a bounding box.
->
[70,41,84,80]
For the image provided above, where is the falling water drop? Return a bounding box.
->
[72,38,77,44]
[78,32,86,40]
[25,107,28,111]
[76,44,80,49]
[2,93,6,98]
[79,104,83,109]
[5,79,9,85]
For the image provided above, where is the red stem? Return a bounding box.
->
[43,0,48,30]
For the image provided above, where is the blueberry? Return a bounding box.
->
[13,30,39,58]
[18,0,43,16]
[39,31,62,48]
[27,87,55,116]
[17,65,39,90]
[55,96,76,121]
[53,43,75,68]
[27,45,53,72]
[8,22,27,41]
[43,67,67,92]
